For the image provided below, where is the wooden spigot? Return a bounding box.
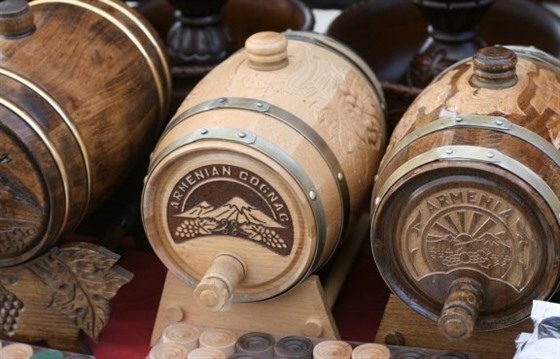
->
[0,0,35,39]
[438,277,484,342]
[193,253,246,312]
[245,31,289,71]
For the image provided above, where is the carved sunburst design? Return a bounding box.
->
[423,208,513,273]
[401,187,536,292]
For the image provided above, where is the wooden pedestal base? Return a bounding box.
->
[151,272,340,345]
[374,294,534,359]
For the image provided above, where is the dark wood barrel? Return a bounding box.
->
[142,31,386,311]
[0,0,171,267]
[371,45,560,341]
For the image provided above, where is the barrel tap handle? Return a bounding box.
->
[193,253,246,312]
[0,0,35,39]
[438,277,484,342]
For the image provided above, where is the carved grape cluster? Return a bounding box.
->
[242,224,287,249]
[175,218,216,239]
[0,291,23,336]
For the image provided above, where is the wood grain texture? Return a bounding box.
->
[371,47,560,338]
[0,0,171,266]
[142,31,386,306]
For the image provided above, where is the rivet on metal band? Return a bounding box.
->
[373,145,560,232]
[159,97,350,255]
[31,0,167,123]
[146,127,326,300]
[0,97,70,242]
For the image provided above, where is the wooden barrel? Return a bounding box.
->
[371,45,560,341]
[0,0,171,267]
[142,31,386,311]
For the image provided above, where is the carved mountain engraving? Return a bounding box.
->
[167,165,294,256]
[174,196,289,255]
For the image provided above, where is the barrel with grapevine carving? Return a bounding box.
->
[371,45,560,341]
[142,31,386,311]
[0,0,171,266]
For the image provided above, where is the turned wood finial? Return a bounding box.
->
[245,31,289,71]
[471,46,518,89]
[0,0,35,39]
[193,253,246,312]
[438,277,484,342]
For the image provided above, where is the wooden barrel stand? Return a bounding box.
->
[374,294,533,359]
[151,273,339,346]
[150,213,374,346]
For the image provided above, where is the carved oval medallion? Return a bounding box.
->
[166,164,294,256]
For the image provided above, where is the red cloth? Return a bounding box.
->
[87,247,167,359]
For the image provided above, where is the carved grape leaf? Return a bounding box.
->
[25,242,133,341]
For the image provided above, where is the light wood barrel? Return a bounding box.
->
[371,45,560,341]
[142,31,386,310]
[0,0,171,266]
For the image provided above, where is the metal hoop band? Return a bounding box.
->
[379,115,560,175]
[373,145,560,231]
